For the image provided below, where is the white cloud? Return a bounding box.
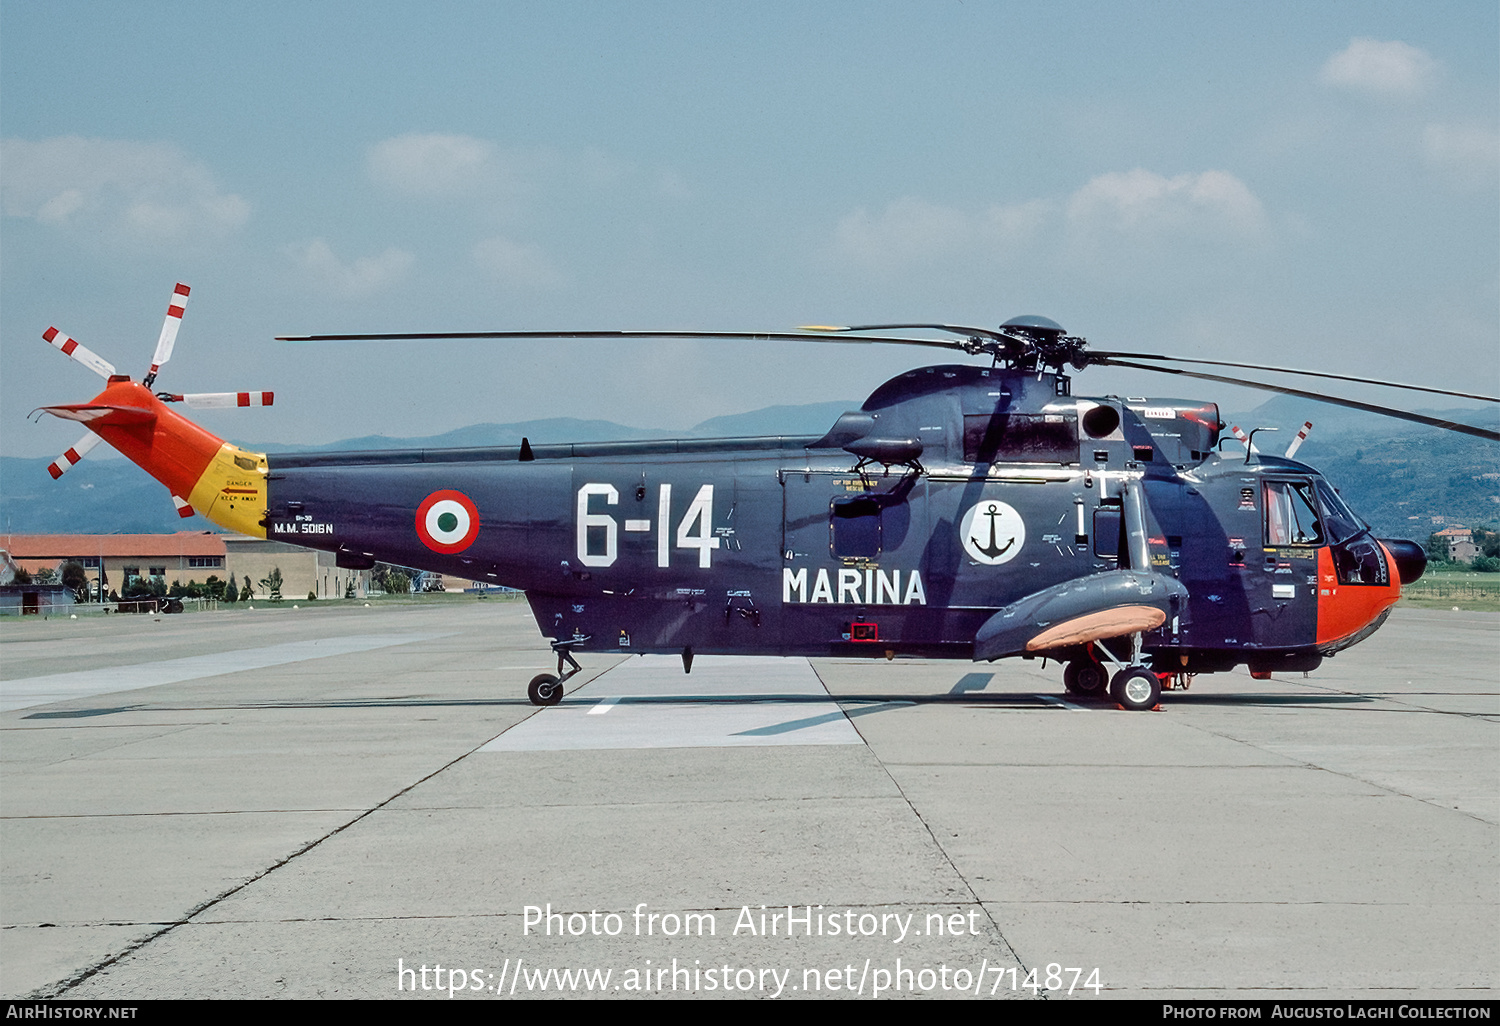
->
[830,196,1051,272]
[286,238,414,298]
[1066,169,1265,238]
[368,133,501,198]
[1320,38,1437,98]
[0,136,248,246]
[472,236,566,289]
[1423,123,1500,189]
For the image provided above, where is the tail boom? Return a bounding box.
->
[40,379,269,538]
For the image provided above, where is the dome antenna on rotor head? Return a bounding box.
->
[998,315,1089,374]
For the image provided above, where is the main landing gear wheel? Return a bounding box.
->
[527,673,564,706]
[1063,658,1108,696]
[1110,667,1161,711]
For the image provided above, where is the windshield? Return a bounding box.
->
[1314,479,1367,544]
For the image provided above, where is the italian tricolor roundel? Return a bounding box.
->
[416,490,480,553]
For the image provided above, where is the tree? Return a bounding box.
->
[225,577,239,603]
[372,563,413,594]
[260,567,284,602]
[242,575,254,601]
[60,561,90,602]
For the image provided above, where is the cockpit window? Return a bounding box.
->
[1314,479,1366,545]
[1264,480,1323,546]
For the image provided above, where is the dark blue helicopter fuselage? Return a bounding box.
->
[261,365,1411,676]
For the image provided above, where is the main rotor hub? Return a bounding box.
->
[1000,314,1066,341]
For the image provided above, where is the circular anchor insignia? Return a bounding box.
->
[958,500,1026,565]
[528,673,564,706]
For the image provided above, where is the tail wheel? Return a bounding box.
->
[1109,667,1161,711]
[1063,658,1107,695]
[527,673,563,706]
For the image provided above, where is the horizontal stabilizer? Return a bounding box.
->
[34,402,158,426]
[974,569,1189,662]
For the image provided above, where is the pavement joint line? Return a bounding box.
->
[804,662,1035,995]
[6,895,1461,930]
[1178,718,1500,828]
[33,711,537,1000]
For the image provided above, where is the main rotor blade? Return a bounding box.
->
[1099,358,1499,442]
[276,328,970,352]
[1090,350,1498,403]
[801,322,1016,342]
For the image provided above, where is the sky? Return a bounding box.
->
[2,1,1496,460]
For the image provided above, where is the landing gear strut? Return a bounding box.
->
[527,639,586,707]
[1080,634,1163,711]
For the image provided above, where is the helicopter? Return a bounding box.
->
[32,285,1498,711]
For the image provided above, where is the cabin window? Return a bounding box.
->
[963,413,1077,464]
[1092,508,1122,560]
[831,495,881,558]
[1264,481,1322,546]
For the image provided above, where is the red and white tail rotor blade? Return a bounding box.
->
[1284,421,1313,459]
[145,283,190,385]
[163,391,274,409]
[47,431,103,479]
[42,328,117,379]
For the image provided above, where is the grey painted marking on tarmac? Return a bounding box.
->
[482,654,863,751]
[0,633,456,713]
[1038,695,1086,711]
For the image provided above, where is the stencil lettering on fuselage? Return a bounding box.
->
[576,482,720,569]
[782,567,926,605]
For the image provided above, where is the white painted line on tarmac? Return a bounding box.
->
[0,633,456,713]
[484,655,863,751]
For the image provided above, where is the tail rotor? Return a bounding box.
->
[37,281,274,497]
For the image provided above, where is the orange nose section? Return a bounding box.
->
[1315,545,1401,646]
